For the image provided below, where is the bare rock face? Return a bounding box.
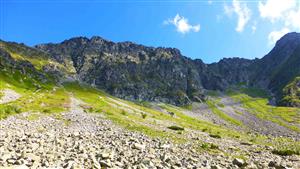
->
[36,33,300,106]
[36,36,208,105]
[1,32,300,106]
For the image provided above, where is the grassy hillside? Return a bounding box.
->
[1,76,300,156]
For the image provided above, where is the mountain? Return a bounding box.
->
[250,32,300,105]
[1,32,300,107]
[1,33,300,169]
[35,36,209,105]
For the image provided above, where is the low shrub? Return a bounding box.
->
[141,112,147,119]
[209,134,221,139]
[121,110,127,116]
[167,125,184,131]
[43,109,51,114]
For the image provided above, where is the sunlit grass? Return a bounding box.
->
[228,89,300,132]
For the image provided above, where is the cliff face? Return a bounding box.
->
[1,32,300,106]
[35,37,208,105]
[34,37,254,105]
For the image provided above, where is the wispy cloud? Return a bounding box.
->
[224,0,251,32]
[164,14,200,34]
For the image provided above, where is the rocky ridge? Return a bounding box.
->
[33,33,300,107]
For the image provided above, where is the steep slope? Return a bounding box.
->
[36,37,208,105]
[250,32,300,105]
[207,57,254,87]
[251,32,300,88]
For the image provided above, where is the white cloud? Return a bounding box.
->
[208,0,213,5]
[164,14,200,34]
[258,0,297,21]
[258,0,300,44]
[286,8,300,29]
[258,0,300,29]
[224,0,251,32]
[268,27,290,45]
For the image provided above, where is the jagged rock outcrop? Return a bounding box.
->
[35,37,207,105]
[1,32,300,106]
[207,58,254,88]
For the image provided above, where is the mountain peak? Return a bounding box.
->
[275,32,300,47]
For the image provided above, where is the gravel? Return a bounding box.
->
[0,97,299,168]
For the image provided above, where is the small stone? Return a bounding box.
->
[160,144,171,149]
[211,165,222,169]
[7,158,16,164]
[246,162,258,169]
[91,155,101,169]
[288,156,299,162]
[30,143,40,151]
[268,161,277,167]
[233,158,246,167]
[100,160,112,167]
[14,165,30,169]
[0,153,11,162]
[133,143,145,150]
[73,132,80,137]
[188,157,197,162]
[100,152,110,159]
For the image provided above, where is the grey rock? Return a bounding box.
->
[233,158,246,167]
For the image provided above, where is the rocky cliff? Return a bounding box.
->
[1,32,300,106]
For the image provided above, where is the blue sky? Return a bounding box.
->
[1,0,300,63]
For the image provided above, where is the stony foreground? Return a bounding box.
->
[0,98,299,169]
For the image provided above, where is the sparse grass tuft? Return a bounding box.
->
[0,105,22,119]
[200,143,219,150]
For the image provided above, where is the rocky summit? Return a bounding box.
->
[0,32,300,169]
[33,32,300,107]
